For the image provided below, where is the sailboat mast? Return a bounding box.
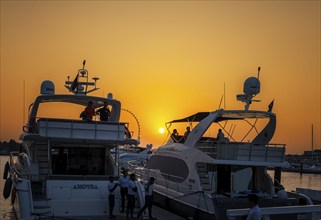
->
[311,124,314,156]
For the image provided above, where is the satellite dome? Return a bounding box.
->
[40,80,55,95]
[243,77,260,95]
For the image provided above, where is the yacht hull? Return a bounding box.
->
[152,191,216,220]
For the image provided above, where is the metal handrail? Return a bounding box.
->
[135,168,214,213]
[197,143,285,162]
[227,204,321,220]
[135,168,190,193]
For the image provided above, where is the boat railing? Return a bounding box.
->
[196,143,285,163]
[9,151,31,179]
[135,168,216,213]
[135,168,193,194]
[32,118,126,141]
[226,204,321,220]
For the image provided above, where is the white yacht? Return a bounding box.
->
[7,61,142,219]
[136,68,321,220]
[118,144,153,169]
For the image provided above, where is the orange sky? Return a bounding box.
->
[0,1,320,154]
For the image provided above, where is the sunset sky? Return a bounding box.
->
[0,1,320,154]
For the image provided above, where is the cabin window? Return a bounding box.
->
[146,155,188,182]
[52,147,106,175]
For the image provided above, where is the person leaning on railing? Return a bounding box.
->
[80,101,96,121]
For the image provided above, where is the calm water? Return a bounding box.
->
[1,155,320,219]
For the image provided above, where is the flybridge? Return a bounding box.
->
[64,60,100,95]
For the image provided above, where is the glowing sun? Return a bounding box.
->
[159,128,165,134]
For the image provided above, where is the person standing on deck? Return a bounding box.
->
[136,177,156,219]
[247,194,262,220]
[108,176,118,219]
[127,173,138,219]
[96,101,111,121]
[119,169,129,213]
[82,101,95,121]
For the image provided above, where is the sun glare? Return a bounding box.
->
[159,128,165,134]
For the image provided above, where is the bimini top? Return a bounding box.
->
[28,94,122,125]
[167,110,275,124]
[174,109,277,147]
[32,94,120,108]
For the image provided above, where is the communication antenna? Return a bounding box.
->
[218,94,223,110]
[23,80,25,127]
[224,82,226,109]
[236,67,261,110]
[64,60,100,95]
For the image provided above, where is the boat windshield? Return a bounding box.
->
[37,102,114,121]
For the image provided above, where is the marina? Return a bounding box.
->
[1,66,321,220]
[134,68,321,220]
[1,1,320,220]
[2,156,321,219]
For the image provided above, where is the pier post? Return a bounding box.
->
[274,167,281,184]
[300,162,303,176]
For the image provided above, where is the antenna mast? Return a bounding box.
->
[236,67,261,110]
[64,60,100,95]
[312,124,314,155]
[224,82,226,109]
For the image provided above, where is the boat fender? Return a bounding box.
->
[3,178,12,199]
[135,181,145,210]
[3,161,10,180]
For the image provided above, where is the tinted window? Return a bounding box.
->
[146,155,188,182]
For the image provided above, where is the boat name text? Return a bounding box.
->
[73,184,98,189]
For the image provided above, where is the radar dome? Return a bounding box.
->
[243,77,260,95]
[41,80,55,95]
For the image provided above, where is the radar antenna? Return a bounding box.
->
[64,60,100,95]
[236,67,261,110]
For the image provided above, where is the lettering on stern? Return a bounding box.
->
[73,184,98,189]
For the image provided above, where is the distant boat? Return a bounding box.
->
[118,144,153,169]
[136,67,321,220]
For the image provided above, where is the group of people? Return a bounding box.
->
[171,127,227,143]
[80,101,111,121]
[108,169,156,219]
[171,127,191,143]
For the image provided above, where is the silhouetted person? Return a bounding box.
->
[247,194,262,220]
[96,101,111,121]
[217,129,224,140]
[171,129,179,142]
[275,184,287,199]
[137,177,156,219]
[81,101,95,121]
[127,173,137,219]
[119,170,129,213]
[108,176,118,219]
[184,127,191,141]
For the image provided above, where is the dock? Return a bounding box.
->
[115,205,185,219]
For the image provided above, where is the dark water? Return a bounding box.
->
[1,155,320,219]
